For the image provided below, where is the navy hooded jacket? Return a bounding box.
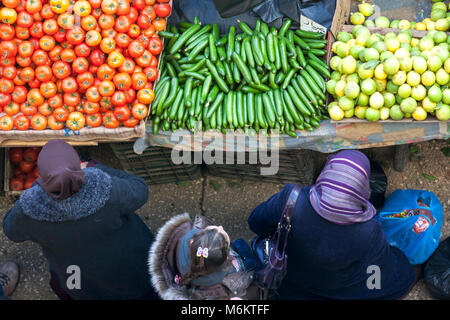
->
[248,184,416,300]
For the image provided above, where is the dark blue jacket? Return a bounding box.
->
[248,184,416,300]
[3,164,158,300]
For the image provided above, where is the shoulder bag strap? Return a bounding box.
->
[273,184,302,256]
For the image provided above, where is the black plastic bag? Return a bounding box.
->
[168,0,336,33]
[424,237,450,300]
[212,0,265,18]
[369,160,388,210]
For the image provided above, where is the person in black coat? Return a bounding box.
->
[248,150,417,300]
[2,139,158,300]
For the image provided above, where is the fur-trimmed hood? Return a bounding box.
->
[148,213,193,300]
[148,213,257,300]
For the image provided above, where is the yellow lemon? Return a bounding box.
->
[347,39,357,47]
[374,64,387,80]
[332,41,342,53]
[410,38,420,47]
[445,58,450,73]
[328,105,345,121]
[358,3,374,17]
[354,106,368,119]
[412,106,428,120]
[356,34,369,46]
[407,71,421,86]
[327,101,338,110]
[421,70,436,86]
[426,21,436,31]
[398,20,411,30]
[385,37,400,52]
[336,42,350,57]
[334,80,347,97]
[380,107,390,120]
[375,78,387,92]
[341,55,357,74]
[415,22,427,30]
[422,96,437,112]
[413,56,428,74]
[369,92,385,109]
[344,108,355,118]
[392,71,407,86]
[358,63,374,79]
[351,12,366,25]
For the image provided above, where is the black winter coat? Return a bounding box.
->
[3,163,158,300]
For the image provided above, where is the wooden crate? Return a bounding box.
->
[327,0,449,123]
[4,148,24,196]
[3,144,95,196]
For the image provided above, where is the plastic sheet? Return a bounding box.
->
[133,120,449,154]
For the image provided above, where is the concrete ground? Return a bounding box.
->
[0,139,448,300]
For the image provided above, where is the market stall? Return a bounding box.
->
[129,0,449,182]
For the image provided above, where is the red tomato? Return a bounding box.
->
[131,102,148,119]
[32,166,39,178]
[0,115,14,131]
[122,116,139,127]
[148,37,162,55]
[0,93,11,106]
[66,111,85,130]
[85,112,102,127]
[132,0,145,10]
[19,159,34,172]
[9,148,23,164]
[10,177,24,191]
[30,113,47,130]
[89,49,106,66]
[102,110,120,128]
[47,114,65,130]
[113,105,131,121]
[24,177,35,189]
[14,114,30,130]
[23,147,39,162]
[53,107,69,121]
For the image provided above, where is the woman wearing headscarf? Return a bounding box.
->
[2,139,158,300]
[248,150,417,300]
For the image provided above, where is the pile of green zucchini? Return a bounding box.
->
[150,17,331,136]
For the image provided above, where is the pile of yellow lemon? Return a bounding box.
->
[351,0,450,32]
[326,25,450,122]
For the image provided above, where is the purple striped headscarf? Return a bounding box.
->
[309,150,376,225]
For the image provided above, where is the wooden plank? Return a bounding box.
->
[3,147,23,196]
[3,147,11,194]
[331,118,442,124]
[0,140,99,147]
[340,25,444,38]
[331,0,351,38]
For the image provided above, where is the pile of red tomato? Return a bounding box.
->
[9,147,41,190]
[0,0,171,131]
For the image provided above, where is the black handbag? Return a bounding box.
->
[251,185,301,291]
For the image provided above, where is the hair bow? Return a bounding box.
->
[196,247,209,258]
